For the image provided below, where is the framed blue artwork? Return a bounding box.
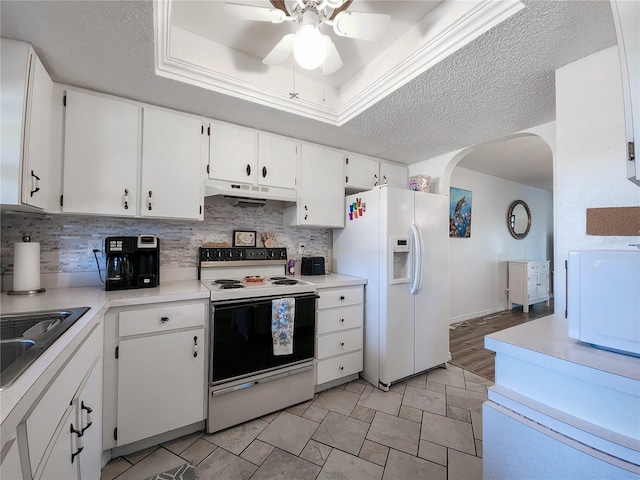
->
[450,187,472,238]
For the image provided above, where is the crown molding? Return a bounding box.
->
[154,0,523,126]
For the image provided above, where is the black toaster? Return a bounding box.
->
[301,256,325,275]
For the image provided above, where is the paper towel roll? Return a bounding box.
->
[13,242,42,292]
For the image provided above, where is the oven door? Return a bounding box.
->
[210,293,317,384]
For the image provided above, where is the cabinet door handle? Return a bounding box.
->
[246,164,251,176]
[161,316,169,323]
[373,174,378,186]
[304,205,308,221]
[30,170,41,197]
[81,401,93,433]
[383,175,388,185]
[340,318,345,323]
[339,366,344,371]
[123,189,130,210]
[71,431,84,463]
[147,191,153,211]
[340,342,345,347]
[193,336,198,358]
[262,166,267,178]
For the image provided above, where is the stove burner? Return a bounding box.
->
[219,284,245,290]
[214,279,242,285]
[273,279,299,286]
[269,276,288,281]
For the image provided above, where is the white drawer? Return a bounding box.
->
[119,301,205,337]
[317,328,363,359]
[316,351,363,385]
[317,305,363,334]
[317,286,363,310]
[538,263,549,272]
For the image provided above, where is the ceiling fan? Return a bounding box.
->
[225,0,391,75]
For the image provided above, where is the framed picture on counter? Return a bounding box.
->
[233,230,257,247]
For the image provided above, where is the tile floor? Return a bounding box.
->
[101,365,492,480]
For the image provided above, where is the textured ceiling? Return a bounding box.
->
[0,1,617,192]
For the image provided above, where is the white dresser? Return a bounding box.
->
[508,260,551,313]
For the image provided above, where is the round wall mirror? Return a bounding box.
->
[507,200,531,239]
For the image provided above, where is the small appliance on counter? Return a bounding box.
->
[105,235,159,291]
[567,249,640,356]
[300,256,325,275]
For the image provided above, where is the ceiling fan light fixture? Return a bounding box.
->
[293,22,326,70]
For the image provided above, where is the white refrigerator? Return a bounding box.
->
[333,185,450,390]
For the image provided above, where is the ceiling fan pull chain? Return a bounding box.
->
[289,63,299,100]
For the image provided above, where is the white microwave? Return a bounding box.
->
[567,250,640,356]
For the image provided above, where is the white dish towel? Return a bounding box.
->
[272,298,295,356]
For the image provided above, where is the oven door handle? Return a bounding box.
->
[210,364,314,397]
[212,293,319,308]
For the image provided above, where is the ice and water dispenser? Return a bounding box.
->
[389,235,410,284]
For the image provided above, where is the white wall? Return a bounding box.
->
[448,167,553,323]
[554,46,640,315]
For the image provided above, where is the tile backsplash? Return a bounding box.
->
[1,197,330,289]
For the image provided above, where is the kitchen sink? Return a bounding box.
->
[0,307,90,389]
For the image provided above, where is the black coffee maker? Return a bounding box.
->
[105,235,160,291]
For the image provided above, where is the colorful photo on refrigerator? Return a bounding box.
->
[450,187,472,238]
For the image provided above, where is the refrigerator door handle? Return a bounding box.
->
[409,224,424,294]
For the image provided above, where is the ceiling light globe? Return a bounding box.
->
[294,24,326,70]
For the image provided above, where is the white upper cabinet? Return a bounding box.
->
[284,143,344,228]
[62,90,204,219]
[208,122,258,184]
[344,153,408,192]
[345,154,379,191]
[62,90,140,216]
[141,107,204,220]
[257,133,298,190]
[208,123,297,200]
[1,39,53,211]
[379,162,408,189]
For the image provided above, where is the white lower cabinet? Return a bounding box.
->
[508,260,551,313]
[103,300,207,449]
[315,285,364,388]
[17,322,103,480]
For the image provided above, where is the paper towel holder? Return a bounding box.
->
[8,235,46,295]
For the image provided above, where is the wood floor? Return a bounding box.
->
[448,302,554,382]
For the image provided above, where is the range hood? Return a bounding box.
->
[204,179,297,202]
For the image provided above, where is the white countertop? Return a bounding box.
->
[300,273,367,288]
[485,314,640,382]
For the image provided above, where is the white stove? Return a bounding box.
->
[198,247,316,301]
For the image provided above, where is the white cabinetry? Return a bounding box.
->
[1,38,53,211]
[208,123,297,200]
[379,162,408,189]
[508,260,550,313]
[62,90,204,219]
[284,143,344,228]
[315,285,364,388]
[344,154,408,192]
[103,300,207,449]
[17,323,103,480]
[62,90,139,216]
[141,107,204,220]
[0,438,22,479]
[345,154,379,191]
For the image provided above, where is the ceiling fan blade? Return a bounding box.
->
[332,11,391,41]
[322,36,343,75]
[225,3,286,23]
[262,34,295,65]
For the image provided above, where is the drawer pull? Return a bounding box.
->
[340,318,345,323]
[193,336,198,357]
[340,296,345,301]
[340,342,345,347]
[161,316,169,323]
[340,366,344,370]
